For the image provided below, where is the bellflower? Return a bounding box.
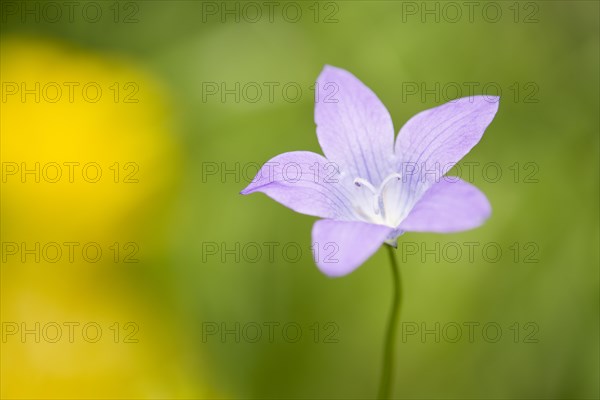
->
[242,66,498,277]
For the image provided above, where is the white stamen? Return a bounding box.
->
[353,178,377,194]
[352,173,403,224]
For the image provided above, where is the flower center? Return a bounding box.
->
[353,172,402,227]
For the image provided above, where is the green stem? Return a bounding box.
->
[378,245,402,400]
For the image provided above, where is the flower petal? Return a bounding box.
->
[315,65,395,186]
[395,96,499,204]
[399,178,491,233]
[312,219,392,277]
[241,151,355,219]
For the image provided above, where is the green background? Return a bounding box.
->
[1,1,598,398]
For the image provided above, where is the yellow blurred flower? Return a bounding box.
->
[0,37,215,398]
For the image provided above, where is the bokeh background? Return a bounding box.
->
[1,1,598,399]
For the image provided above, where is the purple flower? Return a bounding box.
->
[242,66,499,277]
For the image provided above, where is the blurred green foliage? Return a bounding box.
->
[1,1,598,398]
